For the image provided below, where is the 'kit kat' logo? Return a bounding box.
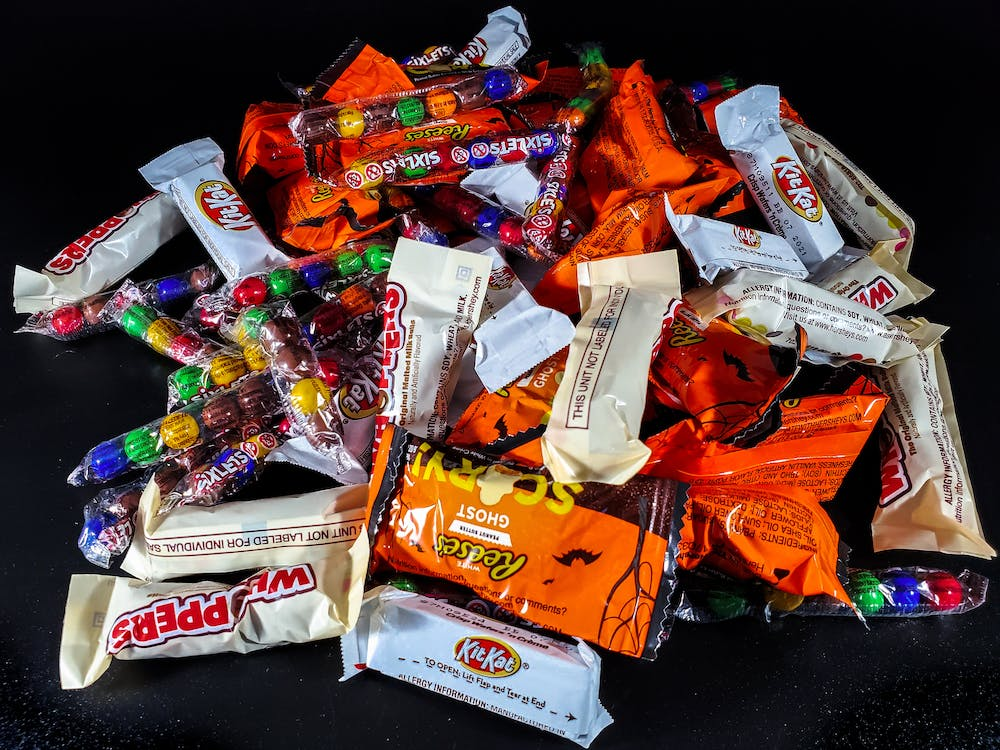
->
[453,636,521,677]
[196,181,258,231]
[771,157,823,221]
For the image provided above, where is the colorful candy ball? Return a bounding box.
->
[159,411,201,450]
[146,318,182,355]
[394,97,425,127]
[335,107,366,138]
[880,571,921,614]
[171,365,208,401]
[154,276,190,305]
[267,267,302,297]
[88,438,130,482]
[923,571,964,611]
[425,88,458,119]
[298,261,333,290]
[233,276,268,308]
[123,427,164,466]
[50,305,85,336]
[120,304,158,340]
[208,354,247,388]
[848,570,885,615]
[289,377,331,415]
[363,244,393,273]
[483,68,516,100]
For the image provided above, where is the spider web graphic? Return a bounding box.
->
[598,495,655,657]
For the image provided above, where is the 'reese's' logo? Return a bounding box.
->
[771,157,823,221]
[454,636,521,677]
[196,181,258,230]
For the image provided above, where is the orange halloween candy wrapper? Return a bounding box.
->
[237,102,305,182]
[642,371,889,503]
[675,483,855,609]
[367,423,679,659]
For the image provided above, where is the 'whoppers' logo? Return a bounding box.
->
[771,157,823,221]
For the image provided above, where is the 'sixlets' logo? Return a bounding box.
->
[453,636,521,677]
[771,157,823,221]
[196,181,258,230]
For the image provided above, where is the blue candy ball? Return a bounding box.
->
[298,261,333,290]
[154,277,191,305]
[483,68,515,100]
[466,137,497,170]
[529,130,560,159]
[474,206,504,237]
[881,572,921,613]
[89,439,130,482]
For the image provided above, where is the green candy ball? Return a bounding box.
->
[267,267,302,297]
[120,304,158,340]
[848,570,885,615]
[123,426,164,465]
[395,97,425,127]
[171,365,208,401]
[704,590,748,620]
[240,307,272,341]
[363,244,393,273]
[335,251,365,278]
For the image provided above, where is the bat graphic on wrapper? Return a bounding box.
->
[554,549,603,566]
[723,350,753,382]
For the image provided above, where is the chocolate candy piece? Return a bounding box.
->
[200,394,242,433]
[123,427,164,465]
[259,317,301,356]
[80,295,109,325]
[188,265,216,292]
[51,305,85,335]
[273,343,314,380]
[237,376,278,417]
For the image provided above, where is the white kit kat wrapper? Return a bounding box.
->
[59,535,369,689]
[871,344,996,559]
[685,268,924,367]
[663,198,808,282]
[715,85,844,273]
[121,480,368,581]
[13,192,186,314]
[783,118,916,270]
[814,241,933,315]
[139,137,289,281]
[378,238,492,440]
[452,5,531,67]
[542,251,681,485]
[341,586,613,748]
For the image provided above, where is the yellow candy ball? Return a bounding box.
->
[289,377,331,415]
[242,343,268,372]
[209,354,247,388]
[159,412,200,450]
[336,107,365,138]
[146,318,182,355]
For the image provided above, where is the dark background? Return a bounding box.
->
[2,3,999,748]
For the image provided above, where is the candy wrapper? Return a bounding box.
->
[68,372,282,486]
[674,566,988,623]
[871,343,996,558]
[139,136,290,280]
[122,480,366,582]
[542,251,681,485]
[714,85,846,273]
[341,585,613,748]
[59,535,369,689]
[813,242,932,314]
[12,192,187,314]
[367,424,679,659]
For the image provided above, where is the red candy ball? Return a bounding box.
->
[232,276,268,308]
[168,332,206,362]
[50,305,85,335]
[316,355,342,388]
[497,216,524,247]
[924,571,964,611]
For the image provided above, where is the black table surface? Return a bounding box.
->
[3,3,999,749]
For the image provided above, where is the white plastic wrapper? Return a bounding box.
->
[377,238,491,440]
[342,586,613,748]
[139,137,289,281]
[714,85,844,273]
[452,5,531,67]
[685,268,929,367]
[871,344,996,559]
[121,480,367,582]
[783,118,916,270]
[13,192,186,314]
[542,251,680,484]
[59,534,369,689]
[814,241,933,315]
[460,163,540,215]
[663,198,808,282]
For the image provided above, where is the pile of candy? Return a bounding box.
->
[19,7,992,747]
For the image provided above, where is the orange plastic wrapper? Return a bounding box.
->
[531,180,729,316]
[446,348,567,467]
[578,61,700,218]
[335,107,512,168]
[237,102,305,182]
[648,302,802,441]
[676,483,854,608]
[642,372,889,503]
[266,173,401,253]
[367,424,679,658]
[308,42,414,104]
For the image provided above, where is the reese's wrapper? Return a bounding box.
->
[341,585,613,748]
[367,424,678,659]
[871,344,996,558]
[59,534,369,689]
[675,483,855,609]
